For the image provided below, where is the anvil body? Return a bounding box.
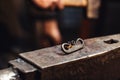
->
[0,34,120,80]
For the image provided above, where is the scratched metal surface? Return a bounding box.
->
[19,34,120,69]
[9,58,37,73]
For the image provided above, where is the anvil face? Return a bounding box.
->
[19,34,120,80]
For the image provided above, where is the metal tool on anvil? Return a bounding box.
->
[61,38,84,54]
[0,34,120,80]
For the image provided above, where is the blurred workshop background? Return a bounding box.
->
[0,0,120,69]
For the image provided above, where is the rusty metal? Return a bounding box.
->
[0,34,120,80]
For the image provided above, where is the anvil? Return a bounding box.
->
[0,34,120,80]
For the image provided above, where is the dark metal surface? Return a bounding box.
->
[19,34,120,80]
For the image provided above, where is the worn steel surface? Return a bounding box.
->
[9,58,37,73]
[19,34,120,80]
[9,58,37,80]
